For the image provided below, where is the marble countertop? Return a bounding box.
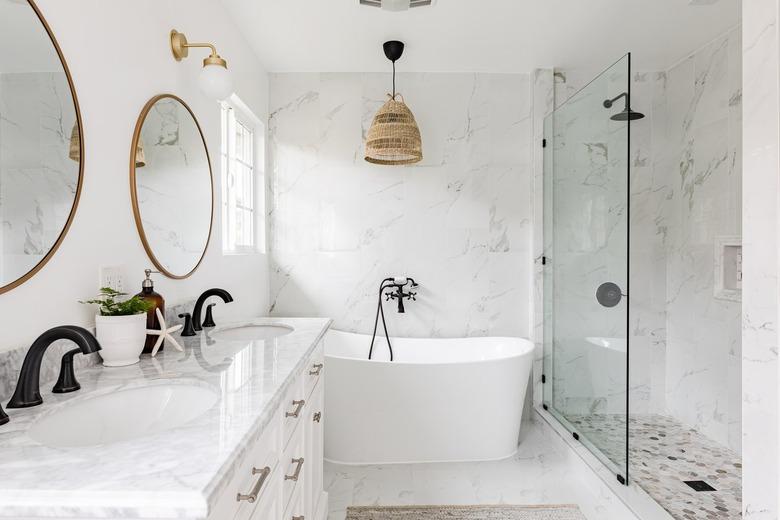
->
[0,317,331,519]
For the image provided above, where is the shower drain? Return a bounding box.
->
[684,480,717,492]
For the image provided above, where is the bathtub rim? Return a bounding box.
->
[325,329,534,366]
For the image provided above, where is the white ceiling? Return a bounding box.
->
[0,1,63,73]
[221,0,740,73]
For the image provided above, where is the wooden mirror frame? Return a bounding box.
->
[0,0,85,295]
[129,94,214,280]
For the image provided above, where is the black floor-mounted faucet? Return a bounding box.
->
[187,288,234,335]
[6,326,101,409]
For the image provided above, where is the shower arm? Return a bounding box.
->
[603,92,629,109]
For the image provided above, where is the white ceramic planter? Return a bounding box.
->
[95,314,147,367]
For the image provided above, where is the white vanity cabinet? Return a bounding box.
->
[208,341,327,520]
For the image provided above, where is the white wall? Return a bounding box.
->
[0,0,270,357]
[267,72,533,340]
[741,0,779,517]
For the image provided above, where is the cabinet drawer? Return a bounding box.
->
[282,374,306,448]
[284,476,305,520]
[281,420,306,512]
[209,414,281,520]
[303,342,324,398]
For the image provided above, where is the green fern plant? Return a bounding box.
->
[80,287,154,316]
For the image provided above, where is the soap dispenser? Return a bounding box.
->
[136,269,165,354]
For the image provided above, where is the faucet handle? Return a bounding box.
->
[408,292,417,301]
[202,303,217,328]
[52,348,83,394]
[179,313,196,337]
[0,403,8,426]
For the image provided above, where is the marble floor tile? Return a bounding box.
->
[325,421,638,520]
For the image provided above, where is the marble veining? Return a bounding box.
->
[268,73,532,340]
[325,418,639,520]
[0,316,331,519]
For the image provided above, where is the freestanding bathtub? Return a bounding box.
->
[324,330,534,465]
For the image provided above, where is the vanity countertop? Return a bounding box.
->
[0,316,331,519]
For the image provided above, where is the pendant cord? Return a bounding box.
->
[392,60,396,98]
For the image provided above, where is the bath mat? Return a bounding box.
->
[346,504,587,520]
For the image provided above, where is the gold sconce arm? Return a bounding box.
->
[170,29,227,68]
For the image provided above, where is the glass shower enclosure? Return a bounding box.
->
[542,54,632,484]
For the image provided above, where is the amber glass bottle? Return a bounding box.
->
[136,269,165,354]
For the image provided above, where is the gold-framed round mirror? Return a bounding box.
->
[130,94,213,279]
[0,0,84,295]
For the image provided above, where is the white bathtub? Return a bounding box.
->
[324,330,534,465]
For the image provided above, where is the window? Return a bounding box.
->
[221,100,265,253]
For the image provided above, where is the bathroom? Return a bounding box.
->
[0,0,774,519]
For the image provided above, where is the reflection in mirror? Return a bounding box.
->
[0,0,82,294]
[131,95,213,279]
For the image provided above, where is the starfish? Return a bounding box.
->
[147,307,184,357]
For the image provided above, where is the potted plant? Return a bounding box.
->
[81,288,155,367]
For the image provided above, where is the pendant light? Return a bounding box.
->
[365,40,423,165]
[68,122,80,162]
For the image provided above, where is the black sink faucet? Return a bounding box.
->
[6,326,101,409]
[191,288,233,332]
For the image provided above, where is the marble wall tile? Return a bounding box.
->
[741,1,778,517]
[268,73,533,340]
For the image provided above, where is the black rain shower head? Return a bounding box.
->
[603,92,645,121]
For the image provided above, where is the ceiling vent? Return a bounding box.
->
[360,0,433,11]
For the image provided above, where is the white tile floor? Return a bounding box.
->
[324,419,639,520]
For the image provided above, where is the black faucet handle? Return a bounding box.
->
[0,403,8,426]
[408,292,417,301]
[52,348,83,394]
[179,313,196,336]
[202,304,217,328]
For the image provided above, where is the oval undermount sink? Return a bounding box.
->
[210,324,294,342]
[28,383,218,448]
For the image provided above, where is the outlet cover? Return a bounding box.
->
[99,266,125,293]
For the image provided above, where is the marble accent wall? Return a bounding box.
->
[659,27,742,453]
[741,0,779,517]
[268,73,532,339]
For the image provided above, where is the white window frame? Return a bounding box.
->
[221,96,266,255]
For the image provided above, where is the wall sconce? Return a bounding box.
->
[170,29,234,101]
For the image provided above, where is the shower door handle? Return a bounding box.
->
[596,282,625,308]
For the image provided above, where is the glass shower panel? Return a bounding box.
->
[542,55,631,482]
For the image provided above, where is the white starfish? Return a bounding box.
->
[147,307,184,357]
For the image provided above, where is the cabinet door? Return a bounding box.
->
[305,380,325,519]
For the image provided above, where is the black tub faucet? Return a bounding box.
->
[192,288,233,332]
[385,277,418,314]
[7,326,101,409]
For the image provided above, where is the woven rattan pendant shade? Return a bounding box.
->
[365,93,422,165]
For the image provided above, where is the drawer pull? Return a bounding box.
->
[292,517,305,520]
[285,399,306,418]
[309,363,324,376]
[236,466,271,503]
[285,457,305,481]
[313,411,322,423]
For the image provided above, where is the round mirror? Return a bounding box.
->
[0,0,83,295]
[130,94,213,279]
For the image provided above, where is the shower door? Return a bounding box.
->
[542,55,631,483]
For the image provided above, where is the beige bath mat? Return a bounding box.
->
[346,504,588,519]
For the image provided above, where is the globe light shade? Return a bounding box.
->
[198,63,233,101]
